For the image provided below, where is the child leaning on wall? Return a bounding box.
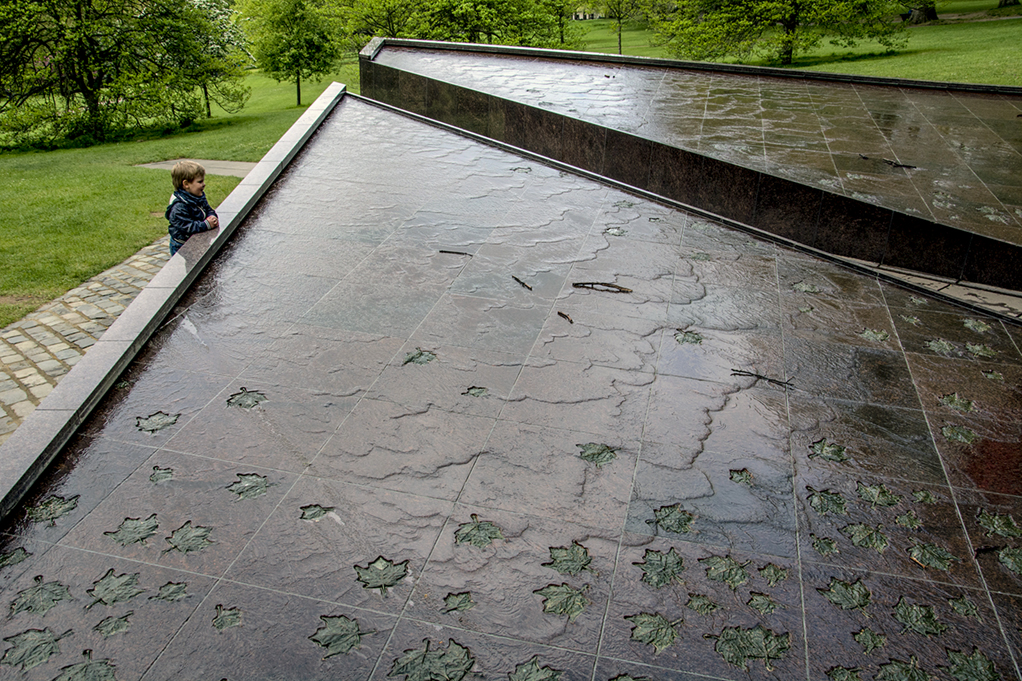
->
[166,161,220,255]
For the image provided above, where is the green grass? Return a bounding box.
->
[577,19,668,58]
[0,60,359,328]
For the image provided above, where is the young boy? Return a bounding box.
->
[166,161,220,255]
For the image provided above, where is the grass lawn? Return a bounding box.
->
[0,61,359,328]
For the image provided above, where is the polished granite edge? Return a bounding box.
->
[0,83,348,522]
[358,37,1022,96]
[359,62,1022,293]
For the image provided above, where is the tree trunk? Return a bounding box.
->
[617,19,622,54]
[998,0,1019,8]
[907,2,938,23]
[296,74,301,107]
[203,83,211,118]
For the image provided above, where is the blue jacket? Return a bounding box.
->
[166,190,217,255]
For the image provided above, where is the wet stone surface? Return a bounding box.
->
[2,97,1021,680]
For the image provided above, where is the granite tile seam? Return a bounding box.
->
[0,82,348,521]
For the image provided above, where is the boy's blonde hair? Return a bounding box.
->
[171,161,206,190]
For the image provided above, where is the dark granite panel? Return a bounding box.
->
[648,143,703,207]
[560,117,606,173]
[454,86,491,136]
[425,77,455,120]
[816,192,892,263]
[602,129,653,190]
[487,93,506,141]
[698,157,759,224]
[371,64,399,106]
[398,70,428,116]
[883,213,970,279]
[359,60,374,98]
[961,235,1022,291]
[502,99,530,149]
[522,105,564,159]
[753,174,822,245]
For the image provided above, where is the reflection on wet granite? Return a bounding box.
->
[4,95,1022,679]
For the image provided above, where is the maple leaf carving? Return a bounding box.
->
[686,593,720,615]
[300,504,335,521]
[809,438,849,463]
[840,523,888,553]
[625,612,681,653]
[454,514,504,548]
[52,650,117,681]
[27,495,79,526]
[818,577,871,612]
[509,655,563,681]
[309,615,373,658]
[894,597,947,637]
[747,592,778,615]
[977,510,1022,538]
[402,348,436,365]
[226,387,268,409]
[807,486,847,516]
[856,482,902,507]
[854,627,885,654]
[226,473,273,500]
[708,625,790,671]
[647,504,694,534]
[729,468,753,485]
[634,547,684,589]
[151,582,189,603]
[0,547,31,571]
[876,656,929,681]
[700,555,750,590]
[94,612,132,637]
[812,535,839,556]
[827,667,864,681]
[908,542,959,571]
[164,521,213,554]
[759,563,788,586]
[949,597,980,620]
[576,442,617,467]
[0,627,70,670]
[543,541,595,576]
[135,411,179,433]
[10,576,72,616]
[388,638,474,681]
[86,569,143,608]
[443,592,475,613]
[149,466,174,483]
[942,647,999,681]
[355,556,409,595]
[534,583,589,622]
[212,604,242,631]
[104,514,159,546]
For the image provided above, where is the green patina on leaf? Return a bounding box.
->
[613,200,634,208]
[511,166,532,174]
[402,348,436,365]
[463,386,488,397]
[827,667,864,681]
[605,227,627,236]
[799,305,815,314]
[647,504,694,534]
[807,486,847,516]
[543,541,594,576]
[149,466,173,483]
[818,577,871,612]
[576,442,617,467]
[925,339,956,355]
[94,612,131,638]
[913,490,939,504]
[943,647,999,681]
[909,296,927,305]
[443,592,475,613]
[609,675,653,681]
[534,583,589,622]
[897,510,922,529]
[164,521,213,554]
[212,604,242,631]
[300,504,335,521]
[876,656,930,681]
[686,593,720,615]
[634,547,684,589]
[708,625,791,671]
[388,638,474,681]
[10,576,72,616]
[0,627,69,670]
[675,330,703,344]
[509,655,563,681]
[841,523,888,553]
[135,411,179,433]
[747,592,778,615]
[151,582,189,603]
[812,535,839,556]
[854,627,886,654]
[455,514,504,548]
[104,514,159,546]
[949,597,980,620]
[964,319,992,333]
[857,481,902,507]
[27,495,79,526]
[309,615,372,658]
[86,569,143,608]
[226,387,267,409]
[354,556,409,595]
[691,252,711,261]
[0,547,31,571]
[940,393,975,412]
[52,651,117,681]
[809,438,849,463]
[730,468,753,485]
[943,425,978,444]
[978,510,1022,538]
[860,329,890,342]
[894,597,948,637]
[998,546,1022,576]
[982,370,1004,381]
[625,612,681,653]
[227,473,273,500]
[908,542,959,571]
[759,563,788,586]
[700,555,750,590]
[900,314,921,326]
[793,281,819,293]
[966,343,997,358]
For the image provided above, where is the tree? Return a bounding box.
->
[241,0,340,106]
[185,0,251,117]
[647,0,907,66]
[332,0,424,52]
[0,0,246,144]
[603,0,639,54]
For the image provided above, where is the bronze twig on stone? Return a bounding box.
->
[512,275,533,291]
[557,311,573,324]
[572,282,632,293]
[439,249,471,256]
[730,369,795,388]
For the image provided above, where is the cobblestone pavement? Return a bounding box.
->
[0,237,171,446]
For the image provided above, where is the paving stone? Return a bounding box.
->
[29,383,53,399]
[35,359,63,372]
[11,400,36,418]
[0,387,28,404]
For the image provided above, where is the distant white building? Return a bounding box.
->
[572,6,603,19]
